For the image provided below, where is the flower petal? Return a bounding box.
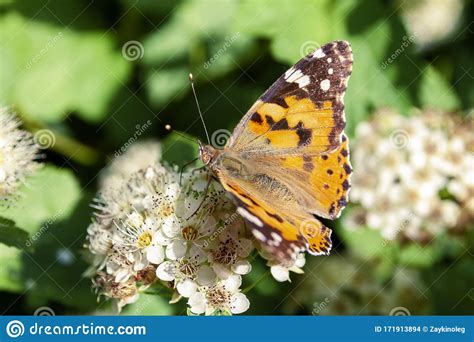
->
[197,215,217,236]
[295,253,306,268]
[237,238,254,257]
[189,245,207,263]
[153,230,171,246]
[231,259,252,275]
[188,292,206,314]
[212,263,232,280]
[224,274,242,292]
[115,268,132,283]
[196,265,216,286]
[177,279,198,298]
[230,293,250,314]
[270,265,290,282]
[156,261,175,281]
[146,245,165,264]
[166,240,187,260]
[162,216,180,237]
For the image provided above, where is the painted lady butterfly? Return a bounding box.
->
[199,41,353,266]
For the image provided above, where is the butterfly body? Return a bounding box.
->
[199,41,353,265]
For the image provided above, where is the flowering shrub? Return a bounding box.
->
[346,109,473,242]
[86,142,305,315]
[0,107,40,205]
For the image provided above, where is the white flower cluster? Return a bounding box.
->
[0,107,40,205]
[346,109,473,242]
[401,0,464,50]
[86,142,307,315]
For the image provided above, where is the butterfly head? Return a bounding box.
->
[198,140,219,166]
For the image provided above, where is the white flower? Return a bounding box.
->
[269,253,306,282]
[187,274,249,315]
[86,221,113,256]
[0,107,40,204]
[87,151,259,314]
[401,0,463,50]
[155,246,214,297]
[346,109,473,242]
[210,220,254,279]
[100,140,162,189]
[93,273,139,313]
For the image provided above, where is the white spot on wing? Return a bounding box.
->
[296,75,310,88]
[313,48,325,58]
[328,68,333,75]
[285,68,309,88]
[327,57,332,63]
[237,207,263,227]
[271,232,283,242]
[284,67,296,80]
[320,79,330,91]
[252,229,266,242]
[286,69,303,83]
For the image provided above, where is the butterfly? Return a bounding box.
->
[199,40,353,266]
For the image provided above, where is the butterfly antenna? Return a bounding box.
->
[165,124,195,143]
[189,73,210,144]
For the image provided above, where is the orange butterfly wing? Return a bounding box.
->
[214,41,353,264]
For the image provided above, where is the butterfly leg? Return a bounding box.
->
[179,157,199,185]
[186,174,212,220]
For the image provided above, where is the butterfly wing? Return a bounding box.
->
[219,175,332,266]
[227,40,352,156]
[219,40,353,264]
[252,133,352,220]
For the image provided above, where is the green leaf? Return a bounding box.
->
[234,0,333,64]
[161,131,198,167]
[143,0,259,107]
[144,0,240,64]
[20,194,99,310]
[0,165,81,234]
[397,242,440,268]
[146,67,190,107]
[419,66,461,110]
[0,12,131,123]
[234,0,412,136]
[423,257,474,315]
[0,217,30,250]
[0,245,23,292]
[339,226,397,260]
[211,309,231,316]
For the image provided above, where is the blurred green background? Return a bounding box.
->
[0,0,472,315]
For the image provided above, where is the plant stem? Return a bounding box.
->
[20,115,99,166]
